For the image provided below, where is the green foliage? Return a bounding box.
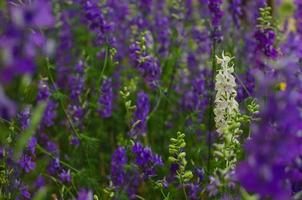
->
[168,132,193,183]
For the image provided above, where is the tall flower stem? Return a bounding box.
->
[207,41,216,173]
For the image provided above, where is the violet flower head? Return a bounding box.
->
[0,85,16,119]
[47,157,61,175]
[19,154,36,173]
[110,147,127,187]
[59,169,71,183]
[80,0,112,45]
[35,175,45,189]
[10,0,55,28]
[98,78,113,118]
[27,137,37,155]
[295,0,302,35]
[129,92,150,138]
[229,0,243,28]
[18,107,31,130]
[77,189,93,200]
[37,80,51,101]
[254,29,278,59]
[236,58,302,198]
[132,142,163,179]
[208,0,223,42]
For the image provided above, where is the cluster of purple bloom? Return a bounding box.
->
[1,0,302,199]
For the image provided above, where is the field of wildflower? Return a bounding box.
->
[1,0,302,199]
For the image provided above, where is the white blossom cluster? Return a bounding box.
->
[214,52,239,134]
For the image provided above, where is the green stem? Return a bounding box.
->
[45,59,80,139]
[207,41,216,173]
[37,145,80,173]
[177,172,188,200]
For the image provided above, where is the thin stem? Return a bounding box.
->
[37,145,80,173]
[207,41,216,173]
[178,172,188,200]
[45,59,80,139]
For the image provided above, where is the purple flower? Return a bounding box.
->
[59,169,71,183]
[295,0,302,35]
[236,57,302,198]
[35,175,45,189]
[10,0,54,28]
[254,29,278,59]
[70,135,80,147]
[132,142,163,179]
[208,0,223,41]
[18,107,31,130]
[229,0,243,27]
[0,85,16,119]
[129,92,150,137]
[27,137,37,155]
[80,0,112,45]
[77,189,93,200]
[19,184,31,199]
[110,147,127,187]
[98,78,113,118]
[19,154,36,173]
[47,157,61,175]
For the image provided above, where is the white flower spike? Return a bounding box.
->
[214,52,239,134]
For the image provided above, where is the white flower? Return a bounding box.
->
[214,52,239,134]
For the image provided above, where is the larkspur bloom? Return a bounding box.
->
[98,78,113,118]
[129,92,150,137]
[110,147,127,187]
[214,52,238,134]
[132,142,163,179]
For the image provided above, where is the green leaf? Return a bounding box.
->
[14,102,46,160]
[32,187,48,200]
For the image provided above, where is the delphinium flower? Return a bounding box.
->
[129,92,150,138]
[98,77,113,118]
[181,69,209,118]
[110,147,127,187]
[59,169,71,183]
[228,0,243,28]
[67,60,86,132]
[153,2,171,57]
[105,0,130,58]
[18,107,31,130]
[79,0,112,45]
[19,154,36,173]
[129,31,161,88]
[37,79,57,128]
[236,70,255,102]
[0,84,16,119]
[0,0,55,83]
[236,55,302,198]
[55,11,74,89]
[208,0,224,42]
[77,189,93,200]
[132,142,163,179]
[253,6,278,73]
[295,0,302,35]
[214,52,238,134]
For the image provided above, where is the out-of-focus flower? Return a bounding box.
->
[77,189,93,200]
[208,0,223,41]
[59,169,71,183]
[110,147,127,187]
[19,154,36,173]
[98,78,113,118]
[129,92,150,137]
[0,85,16,119]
